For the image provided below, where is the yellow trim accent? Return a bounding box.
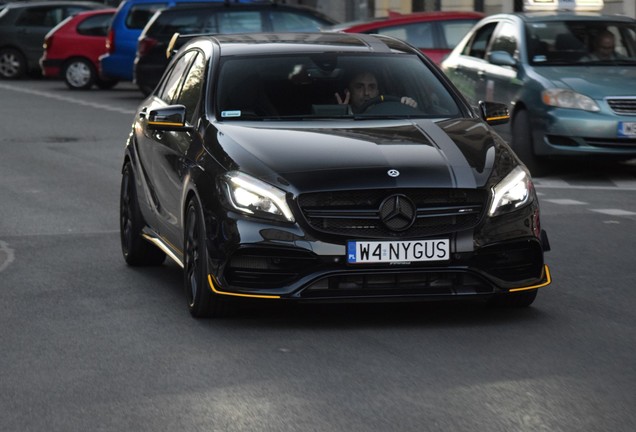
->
[486,115,510,122]
[509,265,551,292]
[142,233,184,268]
[207,275,280,299]
[148,121,183,127]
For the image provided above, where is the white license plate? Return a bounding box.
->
[347,239,450,264]
[618,122,636,137]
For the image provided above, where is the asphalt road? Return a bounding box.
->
[1,79,635,432]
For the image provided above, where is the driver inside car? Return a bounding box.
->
[334,71,418,113]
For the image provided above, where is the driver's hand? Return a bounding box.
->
[335,90,350,105]
[401,97,418,108]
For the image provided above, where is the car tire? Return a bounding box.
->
[95,78,118,90]
[120,162,166,266]
[512,109,548,177]
[0,48,27,79]
[63,58,97,90]
[490,289,538,308]
[184,197,228,318]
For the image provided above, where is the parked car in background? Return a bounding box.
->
[119,32,551,318]
[40,8,118,89]
[133,2,337,95]
[441,0,636,175]
[98,0,255,84]
[0,1,106,79]
[326,10,483,65]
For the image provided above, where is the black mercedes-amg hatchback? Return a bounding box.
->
[119,32,552,318]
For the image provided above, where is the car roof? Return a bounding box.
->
[180,31,418,57]
[152,2,337,23]
[1,0,104,7]
[487,11,636,23]
[330,11,484,32]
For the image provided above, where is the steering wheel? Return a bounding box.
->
[359,94,401,113]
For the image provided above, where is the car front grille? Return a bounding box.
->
[298,189,488,239]
[607,97,636,115]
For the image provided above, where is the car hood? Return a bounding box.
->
[214,119,511,193]
[536,65,636,98]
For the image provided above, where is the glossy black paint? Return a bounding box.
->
[122,32,549,308]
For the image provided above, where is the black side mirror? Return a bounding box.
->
[478,101,510,126]
[147,105,190,131]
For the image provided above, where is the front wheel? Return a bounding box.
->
[512,110,548,177]
[183,198,228,318]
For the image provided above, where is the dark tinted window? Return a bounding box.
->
[177,52,205,124]
[157,50,196,103]
[216,53,460,120]
[216,10,262,33]
[16,6,65,27]
[77,13,114,36]
[463,22,497,59]
[126,3,166,29]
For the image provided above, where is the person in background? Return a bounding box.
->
[584,30,622,61]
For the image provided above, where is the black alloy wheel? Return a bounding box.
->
[120,162,166,266]
[184,198,226,318]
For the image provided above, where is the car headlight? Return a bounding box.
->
[224,171,294,222]
[541,89,599,112]
[488,166,534,217]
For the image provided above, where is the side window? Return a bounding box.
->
[176,52,206,124]
[376,22,435,49]
[16,6,63,27]
[126,3,166,30]
[156,50,196,104]
[269,11,327,32]
[490,21,518,58]
[217,11,262,33]
[441,20,479,49]
[76,13,113,37]
[463,22,497,59]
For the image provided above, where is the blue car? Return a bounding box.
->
[99,0,253,82]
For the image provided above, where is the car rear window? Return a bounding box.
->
[126,3,166,29]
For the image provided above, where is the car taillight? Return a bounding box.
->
[106,29,115,54]
[43,34,53,51]
[137,37,158,57]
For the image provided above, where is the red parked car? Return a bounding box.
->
[327,10,483,65]
[40,8,118,90]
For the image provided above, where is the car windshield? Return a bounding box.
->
[526,20,636,65]
[214,53,461,121]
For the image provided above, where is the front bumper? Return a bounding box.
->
[533,105,636,157]
[203,206,550,302]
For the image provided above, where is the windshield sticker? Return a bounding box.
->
[222,110,241,118]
